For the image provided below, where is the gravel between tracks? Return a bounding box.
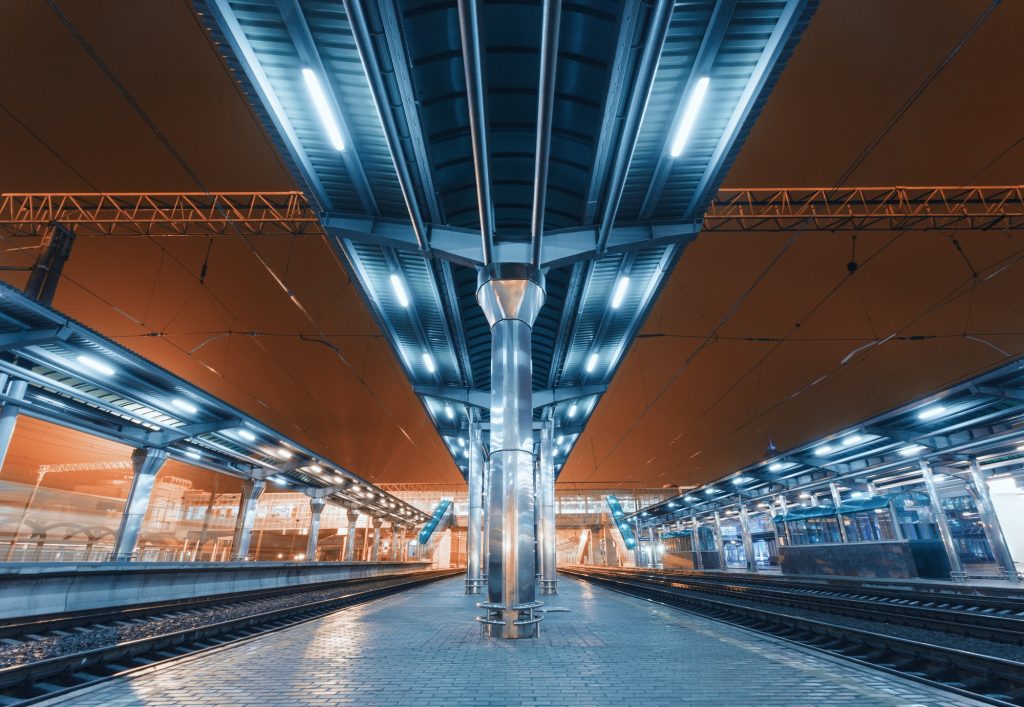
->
[0,580,404,670]
[618,579,1024,662]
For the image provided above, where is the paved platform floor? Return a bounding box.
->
[49,575,983,706]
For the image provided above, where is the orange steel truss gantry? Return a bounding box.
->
[1,186,1022,238]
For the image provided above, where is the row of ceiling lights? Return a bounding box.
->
[72,351,424,521]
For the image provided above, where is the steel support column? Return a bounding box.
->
[482,457,491,577]
[712,511,726,570]
[691,513,703,570]
[466,422,485,593]
[0,379,27,474]
[306,497,326,561]
[829,482,848,543]
[738,504,756,572]
[538,421,557,594]
[344,509,359,562]
[231,479,266,561]
[919,461,964,580]
[371,516,382,562]
[476,263,545,638]
[968,460,1019,583]
[111,448,168,561]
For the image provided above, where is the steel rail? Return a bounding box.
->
[592,569,1024,646]
[564,568,1024,706]
[0,569,461,704]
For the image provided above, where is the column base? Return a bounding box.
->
[476,601,543,639]
[464,577,487,594]
[539,578,558,595]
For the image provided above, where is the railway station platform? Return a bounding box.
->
[45,575,981,706]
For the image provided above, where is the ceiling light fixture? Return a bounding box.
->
[301,68,345,151]
[585,353,599,373]
[389,273,410,308]
[917,405,947,421]
[445,405,454,419]
[237,429,256,442]
[567,403,578,418]
[669,76,710,157]
[611,276,630,309]
[76,355,115,376]
[422,352,436,373]
[172,398,198,414]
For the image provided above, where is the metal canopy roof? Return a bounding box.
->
[194,0,816,475]
[0,282,429,526]
[629,353,1024,527]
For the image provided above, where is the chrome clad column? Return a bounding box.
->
[111,447,168,561]
[919,461,964,579]
[0,379,27,473]
[738,504,756,572]
[231,478,265,560]
[829,482,848,543]
[344,509,359,562]
[539,421,557,594]
[712,511,726,570]
[394,525,404,561]
[691,513,703,570]
[466,423,485,593]
[482,457,491,578]
[477,263,545,638]
[968,460,1019,584]
[306,497,326,561]
[371,517,382,562]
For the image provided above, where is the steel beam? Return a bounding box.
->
[582,0,641,225]
[638,0,737,220]
[205,0,333,210]
[343,0,428,248]
[530,0,562,267]
[595,0,674,253]
[456,0,495,264]
[683,0,810,219]
[276,0,378,216]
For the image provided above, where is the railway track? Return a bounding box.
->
[562,567,1024,706]
[0,568,460,706]
[578,567,1024,646]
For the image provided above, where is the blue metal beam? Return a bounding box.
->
[638,0,738,220]
[276,0,379,216]
[683,0,811,220]
[205,0,334,211]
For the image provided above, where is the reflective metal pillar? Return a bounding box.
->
[466,423,485,593]
[231,479,266,561]
[344,509,359,562]
[919,461,963,579]
[691,513,703,570]
[968,460,1019,583]
[538,421,557,594]
[481,458,491,578]
[0,379,28,474]
[371,517,382,562]
[111,447,168,561]
[829,482,848,543]
[476,263,544,639]
[712,511,726,569]
[738,504,756,572]
[306,497,325,561]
